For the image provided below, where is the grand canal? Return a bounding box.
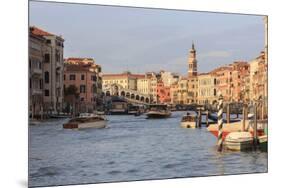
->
[29,111,267,187]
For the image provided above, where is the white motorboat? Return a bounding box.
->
[63,114,107,129]
[180,114,197,128]
[224,132,253,151]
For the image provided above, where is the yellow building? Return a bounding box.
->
[102,71,144,91]
[197,73,216,105]
[177,78,188,104]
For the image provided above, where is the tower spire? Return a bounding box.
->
[192,41,195,50]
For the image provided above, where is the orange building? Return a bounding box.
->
[156,80,171,104]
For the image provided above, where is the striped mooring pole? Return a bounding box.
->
[217,94,224,152]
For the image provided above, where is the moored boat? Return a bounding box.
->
[224,132,253,151]
[207,119,266,141]
[146,104,171,119]
[258,135,268,152]
[180,113,197,128]
[63,114,107,129]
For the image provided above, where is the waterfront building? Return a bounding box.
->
[211,66,232,102]
[197,73,216,105]
[29,29,45,119]
[176,78,188,104]
[249,52,266,102]
[31,26,65,114]
[136,74,150,95]
[187,43,198,104]
[102,71,142,91]
[170,82,179,104]
[160,71,180,87]
[230,61,250,102]
[156,80,171,104]
[64,58,102,112]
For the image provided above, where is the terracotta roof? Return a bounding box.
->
[30,26,64,40]
[66,57,94,61]
[102,73,145,79]
[64,64,95,72]
[30,26,54,36]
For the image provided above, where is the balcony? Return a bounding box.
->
[32,88,42,95]
[32,68,42,76]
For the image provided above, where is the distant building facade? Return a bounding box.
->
[29,26,65,117]
[30,26,65,114]
[156,80,171,104]
[197,73,216,105]
[64,58,102,112]
[29,30,45,119]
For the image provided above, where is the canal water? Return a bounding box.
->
[29,111,267,187]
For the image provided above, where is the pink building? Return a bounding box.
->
[64,58,102,113]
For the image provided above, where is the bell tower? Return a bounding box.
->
[188,42,198,77]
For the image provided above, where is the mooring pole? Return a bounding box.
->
[253,102,258,149]
[227,103,230,124]
[198,108,202,128]
[217,94,224,152]
[242,104,246,131]
[206,109,209,127]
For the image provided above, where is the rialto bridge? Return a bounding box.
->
[102,84,152,104]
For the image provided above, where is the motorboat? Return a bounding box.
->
[180,114,197,128]
[224,132,253,151]
[63,113,107,129]
[146,104,171,119]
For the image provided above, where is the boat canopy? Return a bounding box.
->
[148,104,168,110]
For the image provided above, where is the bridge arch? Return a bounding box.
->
[106,91,110,96]
[126,92,130,98]
[120,91,125,97]
[136,95,140,100]
[131,93,135,99]
[145,97,149,103]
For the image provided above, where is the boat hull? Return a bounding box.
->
[180,121,196,128]
[63,120,107,129]
[224,132,253,151]
[207,120,265,141]
[146,111,171,119]
[258,135,268,152]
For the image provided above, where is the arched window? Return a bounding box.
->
[44,71,49,83]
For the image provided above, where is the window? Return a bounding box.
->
[81,74,85,80]
[40,79,43,89]
[45,90,49,96]
[80,85,86,93]
[64,74,65,80]
[91,75,97,81]
[44,72,49,83]
[80,97,84,102]
[70,74,76,80]
[44,54,50,63]
[55,50,60,62]
[29,78,32,89]
[214,89,216,96]
[46,39,51,44]
[38,61,42,69]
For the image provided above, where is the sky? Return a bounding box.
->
[29,1,265,75]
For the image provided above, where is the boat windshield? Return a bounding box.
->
[182,115,196,122]
[149,105,168,111]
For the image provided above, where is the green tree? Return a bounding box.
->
[64,85,79,114]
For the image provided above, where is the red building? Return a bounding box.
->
[156,80,171,104]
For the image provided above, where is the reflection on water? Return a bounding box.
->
[29,111,267,187]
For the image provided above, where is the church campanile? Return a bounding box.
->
[187,42,198,77]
